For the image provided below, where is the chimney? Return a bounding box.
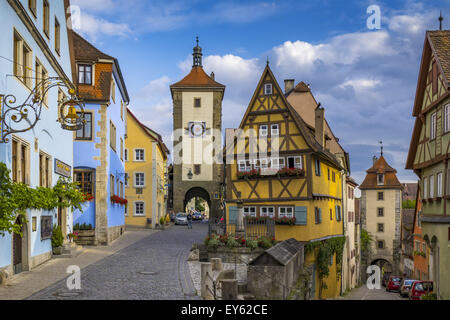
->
[284,79,295,94]
[373,156,378,165]
[210,72,215,80]
[315,103,325,148]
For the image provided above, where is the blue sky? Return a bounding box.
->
[72,0,450,186]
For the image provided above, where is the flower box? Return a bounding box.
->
[110,195,128,206]
[237,167,305,180]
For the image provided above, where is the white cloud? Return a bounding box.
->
[73,11,132,41]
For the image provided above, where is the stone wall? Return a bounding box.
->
[107,225,125,244]
[247,265,286,300]
[199,245,265,264]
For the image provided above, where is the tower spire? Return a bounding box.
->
[379,141,383,156]
[439,11,444,30]
[193,36,203,67]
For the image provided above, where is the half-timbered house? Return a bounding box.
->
[225,64,345,299]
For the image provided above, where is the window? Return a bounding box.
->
[110,175,115,196]
[76,112,92,140]
[74,170,93,194]
[315,207,322,224]
[39,152,51,188]
[134,173,145,187]
[377,241,385,249]
[29,0,37,16]
[43,0,50,37]
[437,172,443,197]
[110,121,116,151]
[378,192,384,201]
[35,59,43,99]
[78,64,92,85]
[55,18,60,55]
[415,241,420,251]
[377,174,384,185]
[377,207,384,217]
[124,149,128,162]
[134,201,145,216]
[260,207,275,218]
[119,181,123,198]
[111,79,116,102]
[125,204,128,216]
[264,83,273,95]
[330,209,333,220]
[336,206,342,221]
[14,32,32,88]
[194,165,201,175]
[423,177,428,198]
[120,138,124,161]
[328,168,330,180]
[445,104,450,133]
[194,98,201,108]
[279,207,294,218]
[12,138,29,184]
[238,160,252,172]
[315,159,321,176]
[287,156,303,169]
[430,112,437,140]
[259,125,268,137]
[378,223,384,232]
[332,171,336,182]
[271,124,279,136]
[429,175,435,198]
[243,207,257,217]
[124,173,129,187]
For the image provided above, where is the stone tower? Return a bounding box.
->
[170,39,225,219]
[359,153,403,278]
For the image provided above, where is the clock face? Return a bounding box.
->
[189,122,206,137]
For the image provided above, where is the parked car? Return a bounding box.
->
[192,212,203,221]
[386,276,403,292]
[409,281,434,300]
[399,279,417,297]
[382,272,392,287]
[175,213,188,225]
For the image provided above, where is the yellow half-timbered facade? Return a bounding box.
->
[225,65,345,299]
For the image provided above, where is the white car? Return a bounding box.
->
[175,213,188,225]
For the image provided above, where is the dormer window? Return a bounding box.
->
[78,64,92,85]
[264,83,273,95]
[259,125,268,137]
[377,174,384,185]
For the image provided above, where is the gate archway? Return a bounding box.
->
[370,258,393,274]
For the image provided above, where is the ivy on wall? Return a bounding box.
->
[306,236,346,300]
[0,162,85,237]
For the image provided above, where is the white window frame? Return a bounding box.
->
[271,124,279,136]
[134,172,145,188]
[134,148,145,162]
[431,112,437,140]
[445,104,450,133]
[134,201,145,216]
[260,158,269,170]
[423,177,428,199]
[259,125,268,137]
[377,174,384,186]
[124,173,129,188]
[270,158,280,169]
[238,160,252,172]
[264,83,273,95]
[437,172,443,197]
[243,206,257,217]
[287,156,303,169]
[429,175,435,198]
[260,206,275,218]
[278,207,294,218]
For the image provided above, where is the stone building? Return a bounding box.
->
[71,31,129,245]
[360,154,402,277]
[170,39,225,219]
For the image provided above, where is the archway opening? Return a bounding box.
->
[370,258,393,274]
[183,187,211,220]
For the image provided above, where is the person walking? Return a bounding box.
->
[187,211,193,229]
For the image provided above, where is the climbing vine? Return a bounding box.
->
[360,228,373,254]
[306,236,345,299]
[0,162,85,237]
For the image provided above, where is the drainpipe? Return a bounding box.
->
[340,170,345,296]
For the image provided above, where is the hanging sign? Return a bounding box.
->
[54,159,72,178]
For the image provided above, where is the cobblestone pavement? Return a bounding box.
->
[26,222,207,300]
[337,285,408,300]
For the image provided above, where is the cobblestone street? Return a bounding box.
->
[25,223,207,300]
[338,285,408,300]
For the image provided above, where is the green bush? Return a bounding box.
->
[206,235,220,249]
[246,238,258,249]
[160,217,165,225]
[51,225,64,248]
[226,237,239,248]
[258,236,274,249]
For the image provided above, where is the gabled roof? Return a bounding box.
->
[406,30,450,169]
[250,238,304,266]
[72,31,114,61]
[170,66,225,88]
[360,156,402,189]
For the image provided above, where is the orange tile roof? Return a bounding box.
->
[171,66,225,88]
[360,156,402,189]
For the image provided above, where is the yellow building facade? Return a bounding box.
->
[225,65,345,299]
[125,108,169,229]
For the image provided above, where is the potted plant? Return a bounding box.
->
[159,217,166,230]
[52,225,64,255]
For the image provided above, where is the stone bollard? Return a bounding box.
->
[210,258,223,271]
[221,279,239,300]
[201,262,214,300]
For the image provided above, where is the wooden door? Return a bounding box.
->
[13,218,22,274]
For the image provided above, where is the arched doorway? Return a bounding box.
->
[370,258,393,274]
[184,187,211,219]
[12,216,28,275]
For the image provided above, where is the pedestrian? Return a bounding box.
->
[187,211,193,229]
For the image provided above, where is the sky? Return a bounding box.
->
[71,0,450,186]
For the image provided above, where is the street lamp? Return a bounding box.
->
[187,168,193,180]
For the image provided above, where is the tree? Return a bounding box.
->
[195,197,205,212]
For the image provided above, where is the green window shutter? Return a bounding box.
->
[319,208,322,224]
[295,206,307,225]
[228,206,238,224]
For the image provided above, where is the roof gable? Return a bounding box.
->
[170,66,225,88]
[360,156,402,189]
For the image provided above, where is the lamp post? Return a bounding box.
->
[187,168,193,180]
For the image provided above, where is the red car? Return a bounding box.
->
[409,281,434,300]
[386,276,403,292]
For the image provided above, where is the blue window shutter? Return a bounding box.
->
[335,205,339,220]
[228,206,238,224]
[319,208,322,224]
[295,206,307,225]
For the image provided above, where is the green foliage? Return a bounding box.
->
[160,217,165,225]
[288,264,314,300]
[0,162,85,236]
[195,197,205,212]
[51,225,64,248]
[226,237,239,248]
[205,235,221,249]
[360,228,373,253]
[257,236,276,249]
[246,238,258,249]
[414,251,426,258]
[402,200,416,209]
[73,223,93,231]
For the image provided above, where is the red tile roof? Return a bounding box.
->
[360,156,402,189]
[171,66,225,88]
